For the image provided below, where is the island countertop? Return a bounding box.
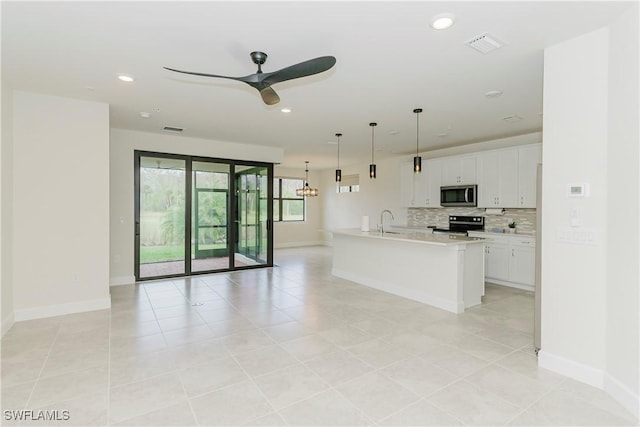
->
[332,228,485,247]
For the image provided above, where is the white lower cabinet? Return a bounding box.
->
[468,232,536,291]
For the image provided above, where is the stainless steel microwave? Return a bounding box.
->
[440,185,478,207]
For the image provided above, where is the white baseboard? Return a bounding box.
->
[332,268,462,314]
[485,278,534,292]
[604,371,640,419]
[539,350,639,419]
[110,275,136,286]
[1,312,15,337]
[14,297,111,322]
[274,240,323,249]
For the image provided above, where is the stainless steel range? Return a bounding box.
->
[431,215,485,236]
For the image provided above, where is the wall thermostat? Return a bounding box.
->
[568,183,589,197]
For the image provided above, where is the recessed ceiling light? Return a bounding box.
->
[502,115,523,123]
[281,108,291,113]
[327,141,338,145]
[140,112,151,119]
[389,130,399,135]
[438,133,448,138]
[485,90,503,98]
[117,74,134,83]
[431,13,455,30]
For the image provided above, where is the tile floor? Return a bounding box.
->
[1,246,638,426]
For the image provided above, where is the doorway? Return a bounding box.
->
[134,151,273,281]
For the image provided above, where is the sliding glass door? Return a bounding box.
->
[135,152,273,281]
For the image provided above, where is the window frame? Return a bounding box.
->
[273,177,306,222]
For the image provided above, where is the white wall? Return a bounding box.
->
[109,128,284,284]
[273,166,322,248]
[606,2,639,410]
[540,10,639,417]
[12,92,111,320]
[1,84,15,335]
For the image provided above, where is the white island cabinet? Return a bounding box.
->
[331,230,485,314]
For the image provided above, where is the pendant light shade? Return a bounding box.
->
[335,133,342,182]
[296,161,318,197]
[369,122,377,179]
[413,108,423,173]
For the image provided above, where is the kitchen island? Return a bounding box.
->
[331,229,485,313]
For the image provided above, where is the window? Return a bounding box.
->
[274,178,305,221]
[337,174,360,193]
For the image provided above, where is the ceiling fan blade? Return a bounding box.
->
[262,56,336,86]
[163,66,244,82]
[259,86,280,105]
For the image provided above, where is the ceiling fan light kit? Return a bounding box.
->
[164,51,336,105]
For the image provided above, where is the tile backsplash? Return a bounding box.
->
[407,207,537,234]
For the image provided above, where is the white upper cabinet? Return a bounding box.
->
[400,160,417,207]
[423,159,442,207]
[477,148,518,208]
[518,144,542,208]
[400,159,441,208]
[441,155,476,186]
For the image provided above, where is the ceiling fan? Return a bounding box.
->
[164,51,336,105]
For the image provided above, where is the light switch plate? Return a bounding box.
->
[568,183,590,197]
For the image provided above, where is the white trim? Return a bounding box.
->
[13,297,111,322]
[332,268,463,313]
[110,275,136,286]
[538,350,640,419]
[538,350,604,388]
[604,372,640,419]
[485,278,534,292]
[1,312,15,337]
[274,240,323,249]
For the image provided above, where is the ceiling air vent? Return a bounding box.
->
[502,115,523,123]
[163,126,184,133]
[465,33,504,54]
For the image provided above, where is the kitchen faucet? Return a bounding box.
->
[379,209,394,233]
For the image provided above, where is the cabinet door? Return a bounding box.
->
[441,157,461,186]
[424,159,442,207]
[497,149,518,207]
[477,151,500,207]
[486,242,509,281]
[509,245,535,285]
[518,144,541,208]
[459,155,477,185]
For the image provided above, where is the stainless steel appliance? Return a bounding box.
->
[440,185,478,207]
[431,215,485,236]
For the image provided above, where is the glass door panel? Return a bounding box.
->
[192,162,230,272]
[235,165,269,267]
[137,156,186,279]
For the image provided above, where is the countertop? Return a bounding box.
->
[467,229,536,237]
[332,229,485,247]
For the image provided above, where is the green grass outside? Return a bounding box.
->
[140,243,227,263]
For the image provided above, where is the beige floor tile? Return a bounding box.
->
[378,398,464,426]
[164,337,230,370]
[253,364,329,410]
[222,329,275,355]
[261,321,314,343]
[427,380,522,426]
[1,355,47,388]
[465,364,553,408]
[335,371,420,421]
[189,380,273,426]
[110,350,177,387]
[178,356,248,397]
[346,337,411,368]
[304,349,374,386]
[114,401,197,426]
[162,324,215,347]
[380,356,459,396]
[109,333,167,359]
[109,372,188,424]
[382,331,442,355]
[234,344,299,377]
[350,317,406,337]
[28,366,108,409]
[280,334,339,361]
[556,378,639,422]
[243,412,286,426]
[39,347,109,380]
[278,389,372,426]
[1,381,35,412]
[449,333,514,362]
[21,390,108,426]
[495,350,565,387]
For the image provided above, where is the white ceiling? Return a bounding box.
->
[2,1,633,169]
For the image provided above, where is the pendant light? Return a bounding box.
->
[369,122,377,179]
[335,133,342,182]
[413,108,423,173]
[296,161,319,197]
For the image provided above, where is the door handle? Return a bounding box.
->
[464,188,470,203]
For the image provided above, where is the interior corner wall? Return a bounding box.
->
[12,91,110,320]
[606,2,639,413]
[540,26,609,380]
[273,167,322,248]
[109,128,284,285]
[1,84,15,336]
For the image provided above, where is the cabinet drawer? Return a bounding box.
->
[511,236,536,247]
[468,232,509,244]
